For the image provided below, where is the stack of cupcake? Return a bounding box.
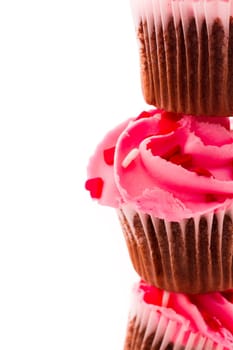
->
[85,0,233,348]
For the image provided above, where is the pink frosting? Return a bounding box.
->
[86,110,233,221]
[138,281,233,348]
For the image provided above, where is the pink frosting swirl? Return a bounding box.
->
[86,110,233,221]
[138,281,233,348]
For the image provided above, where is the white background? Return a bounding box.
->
[0,1,149,349]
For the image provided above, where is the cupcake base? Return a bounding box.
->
[138,16,233,116]
[118,204,233,294]
[124,316,181,350]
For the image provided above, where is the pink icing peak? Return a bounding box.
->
[86,109,233,221]
[139,281,233,348]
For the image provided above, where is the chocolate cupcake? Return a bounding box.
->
[130,0,233,116]
[124,280,233,350]
[85,109,233,293]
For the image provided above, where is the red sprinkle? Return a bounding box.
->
[169,153,193,168]
[161,145,192,169]
[146,139,158,156]
[103,146,115,165]
[192,167,213,178]
[150,143,193,169]
[222,291,233,303]
[158,117,180,135]
[85,177,104,199]
[161,111,183,121]
[143,289,163,306]
[201,311,222,332]
[161,145,182,161]
[143,292,157,305]
[136,110,156,120]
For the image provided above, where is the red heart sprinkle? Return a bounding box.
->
[169,153,193,168]
[143,289,163,306]
[136,110,156,120]
[161,145,182,161]
[201,311,222,332]
[158,118,179,135]
[161,145,192,169]
[103,146,115,165]
[192,167,213,178]
[85,177,104,199]
[222,291,233,304]
[146,139,158,156]
[161,111,183,121]
[143,292,157,305]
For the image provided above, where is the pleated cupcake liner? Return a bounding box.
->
[130,0,233,116]
[118,203,233,294]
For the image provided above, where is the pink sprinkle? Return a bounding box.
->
[162,291,170,307]
[122,148,139,168]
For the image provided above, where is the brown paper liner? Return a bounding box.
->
[124,317,181,350]
[137,16,233,116]
[118,205,233,294]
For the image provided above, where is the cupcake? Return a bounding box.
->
[124,280,233,350]
[85,109,233,293]
[130,0,233,116]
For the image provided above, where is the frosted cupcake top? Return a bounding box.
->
[134,281,233,349]
[85,110,233,221]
